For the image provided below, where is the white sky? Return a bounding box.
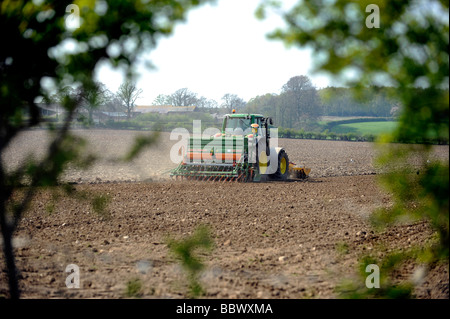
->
[95,0,332,105]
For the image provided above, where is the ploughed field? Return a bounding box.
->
[1,129,448,298]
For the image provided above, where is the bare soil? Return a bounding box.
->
[1,129,448,299]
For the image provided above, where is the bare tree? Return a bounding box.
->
[221,93,246,112]
[42,86,75,105]
[77,82,111,124]
[41,86,76,120]
[153,94,172,106]
[103,96,123,112]
[170,88,198,107]
[196,96,218,108]
[117,81,143,119]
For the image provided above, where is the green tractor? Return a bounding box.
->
[170,110,310,182]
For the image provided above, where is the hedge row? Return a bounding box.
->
[98,120,221,132]
[278,127,377,142]
[277,127,448,144]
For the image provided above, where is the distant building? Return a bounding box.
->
[135,105,196,114]
[36,103,128,122]
[98,111,128,120]
[36,103,62,116]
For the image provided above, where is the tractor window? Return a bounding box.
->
[255,118,265,137]
[225,117,251,135]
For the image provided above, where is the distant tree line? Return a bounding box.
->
[245,75,401,130]
[43,75,447,134]
[319,86,400,118]
[153,88,246,113]
[244,75,449,130]
[245,75,322,130]
[43,80,143,122]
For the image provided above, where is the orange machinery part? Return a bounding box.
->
[188,152,241,161]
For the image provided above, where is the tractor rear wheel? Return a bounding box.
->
[270,150,289,181]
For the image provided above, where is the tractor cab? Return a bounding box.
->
[222,110,272,139]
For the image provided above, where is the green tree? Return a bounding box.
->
[41,85,75,106]
[246,93,278,123]
[195,96,219,109]
[280,75,322,127]
[0,0,213,299]
[245,76,321,129]
[319,86,400,117]
[258,0,449,296]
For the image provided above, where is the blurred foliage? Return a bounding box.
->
[0,0,213,298]
[257,0,449,297]
[1,0,214,145]
[167,225,214,298]
[77,81,112,124]
[91,193,111,219]
[318,86,399,118]
[336,243,445,299]
[257,0,448,142]
[124,278,143,298]
[373,157,449,259]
